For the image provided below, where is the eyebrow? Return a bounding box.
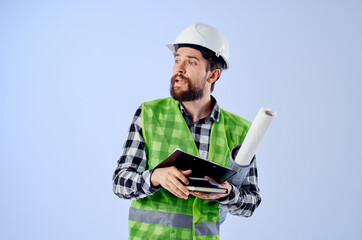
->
[174,53,200,62]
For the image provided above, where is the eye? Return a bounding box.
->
[189,61,196,65]
[175,59,180,64]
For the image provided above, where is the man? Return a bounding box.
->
[113,22,261,240]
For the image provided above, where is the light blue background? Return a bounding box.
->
[1,1,361,239]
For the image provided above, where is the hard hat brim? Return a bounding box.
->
[165,43,176,54]
[165,43,229,68]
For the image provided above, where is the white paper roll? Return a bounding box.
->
[235,108,276,165]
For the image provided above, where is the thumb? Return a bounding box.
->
[181,169,192,176]
[205,176,218,184]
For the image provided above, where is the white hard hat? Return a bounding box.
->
[166,22,230,68]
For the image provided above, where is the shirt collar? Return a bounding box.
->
[178,96,220,123]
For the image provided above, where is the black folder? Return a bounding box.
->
[155,149,236,194]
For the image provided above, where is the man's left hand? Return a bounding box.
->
[189,176,232,200]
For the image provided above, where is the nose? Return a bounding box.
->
[174,60,186,74]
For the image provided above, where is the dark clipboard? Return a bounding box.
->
[155,148,236,184]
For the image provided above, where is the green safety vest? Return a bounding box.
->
[129,97,251,240]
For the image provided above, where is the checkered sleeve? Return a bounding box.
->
[218,159,261,217]
[112,105,158,200]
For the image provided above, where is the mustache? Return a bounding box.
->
[171,74,191,84]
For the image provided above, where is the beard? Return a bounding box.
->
[170,74,206,102]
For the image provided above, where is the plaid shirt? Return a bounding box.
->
[113,97,261,217]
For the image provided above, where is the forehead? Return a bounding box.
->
[175,47,204,59]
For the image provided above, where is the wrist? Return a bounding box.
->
[217,184,234,202]
[150,168,160,187]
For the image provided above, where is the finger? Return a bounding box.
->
[216,180,232,195]
[181,169,192,176]
[189,192,201,198]
[166,171,190,195]
[190,192,212,199]
[164,167,191,198]
[190,192,224,200]
[175,170,191,185]
[169,176,190,195]
[167,181,189,199]
[167,187,184,199]
[205,176,219,185]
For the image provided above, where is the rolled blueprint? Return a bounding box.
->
[235,108,276,165]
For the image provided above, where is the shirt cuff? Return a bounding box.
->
[142,168,160,194]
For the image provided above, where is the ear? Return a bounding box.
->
[207,69,221,84]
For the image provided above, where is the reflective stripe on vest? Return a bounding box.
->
[129,207,219,236]
[129,207,192,229]
[195,222,219,236]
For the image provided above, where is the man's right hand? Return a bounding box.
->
[150,167,192,199]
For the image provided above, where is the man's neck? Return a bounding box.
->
[181,95,213,123]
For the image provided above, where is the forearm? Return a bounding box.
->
[218,181,261,217]
[112,105,158,200]
[113,160,157,200]
[217,156,261,217]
